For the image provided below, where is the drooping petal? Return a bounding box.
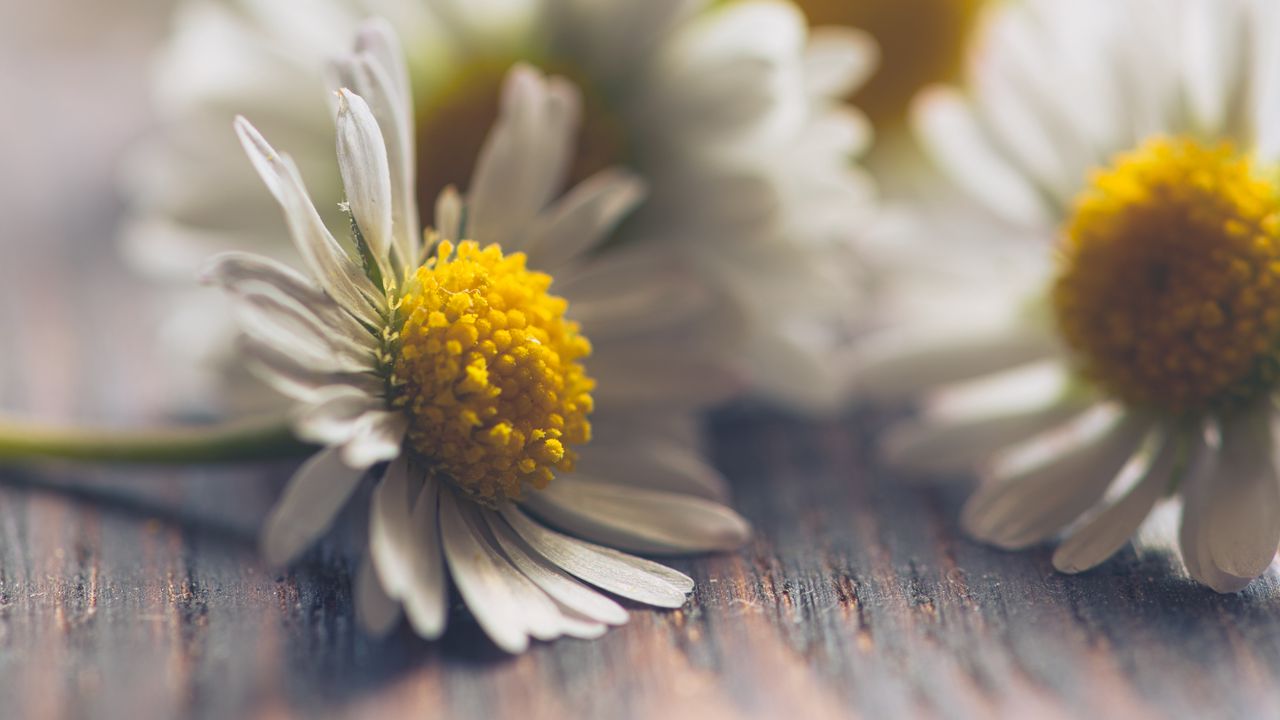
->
[484,511,629,626]
[961,409,1151,549]
[261,447,365,566]
[1054,426,1190,573]
[499,505,691,608]
[1196,406,1280,585]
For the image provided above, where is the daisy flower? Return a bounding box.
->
[857,0,1280,591]
[202,28,751,650]
[124,0,875,413]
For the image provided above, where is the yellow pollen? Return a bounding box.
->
[392,240,595,501]
[1053,136,1280,413]
[413,59,628,218]
[794,0,986,130]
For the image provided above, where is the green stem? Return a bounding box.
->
[0,415,315,465]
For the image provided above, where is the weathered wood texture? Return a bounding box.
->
[7,4,1280,720]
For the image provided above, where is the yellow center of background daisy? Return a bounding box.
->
[795,0,986,130]
[392,240,595,501]
[1053,136,1280,413]
[414,60,629,216]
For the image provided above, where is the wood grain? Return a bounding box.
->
[6,3,1280,719]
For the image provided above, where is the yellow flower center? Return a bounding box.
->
[413,60,629,217]
[391,240,595,501]
[1053,136,1280,413]
[795,0,985,130]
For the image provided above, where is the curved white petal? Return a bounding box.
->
[261,447,365,566]
[484,511,629,626]
[499,505,691,607]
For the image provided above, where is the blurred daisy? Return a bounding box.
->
[858,0,1280,590]
[126,0,875,413]
[204,33,750,650]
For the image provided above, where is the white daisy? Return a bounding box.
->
[856,0,1280,591]
[203,27,750,651]
[125,0,875,413]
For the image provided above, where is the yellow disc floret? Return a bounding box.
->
[392,240,595,501]
[1053,136,1280,413]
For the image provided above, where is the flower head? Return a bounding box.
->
[205,25,750,651]
[859,0,1280,591]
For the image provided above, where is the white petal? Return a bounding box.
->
[911,87,1052,227]
[522,478,751,555]
[335,89,395,280]
[1199,406,1280,583]
[962,410,1151,549]
[239,336,381,404]
[401,477,448,638]
[804,26,877,100]
[851,324,1058,401]
[484,511,629,626]
[886,401,1088,476]
[331,45,419,265]
[1177,438,1254,592]
[499,505,691,608]
[292,385,384,444]
[1054,428,1187,573]
[438,491,530,653]
[224,280,374,368]
[339,411,406,469]
[201,251,373,343]
[434,186,463,243]
[519,168,646,271]
[575,439,729,501]
[260,447,365,566]
[368,456,415,596]
[233,117,383,324]
[468,64,581,248]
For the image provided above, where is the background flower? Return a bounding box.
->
[855,0,1280,591]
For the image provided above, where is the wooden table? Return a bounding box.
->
[5,4,1280,719]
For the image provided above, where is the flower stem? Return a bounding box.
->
[0,415,314,465]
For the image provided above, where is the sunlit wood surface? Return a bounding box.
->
[4,3,1280,719]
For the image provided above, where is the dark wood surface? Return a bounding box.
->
[7,4,1280,719]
